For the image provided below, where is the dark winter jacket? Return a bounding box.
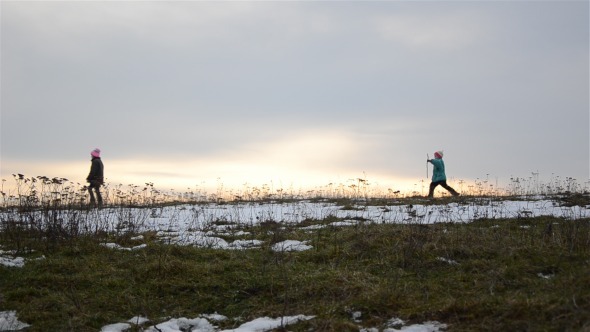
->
[87,157,104,185]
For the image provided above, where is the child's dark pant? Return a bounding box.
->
[88,184,103,206]
[428,181,459,197]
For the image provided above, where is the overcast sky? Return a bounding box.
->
[1,0,588,193]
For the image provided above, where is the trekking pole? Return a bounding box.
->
[426,153,429,179]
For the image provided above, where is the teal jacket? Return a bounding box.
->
[430,158,446,182]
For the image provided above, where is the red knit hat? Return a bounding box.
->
[434,151,443,159]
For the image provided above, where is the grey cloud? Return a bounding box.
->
[1,1,588,185]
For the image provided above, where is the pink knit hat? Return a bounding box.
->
[91,148,101,158]
[434,151,443,159]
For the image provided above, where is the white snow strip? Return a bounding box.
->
[436,257,459,265]
[228,240,263,250]
[352,311,362,322]
[101,322,131,332]
[199,313,228,322]
[387,317,406,326]
[300,224,327,230]
[221,315,315,332]
[0,311,30,331]
[127,316,150,325]
[146,317,216,332]
[2,199,589,250]
[382,321,447,332]
[0,256,25,268]
[331,220,359,227]
[360,317,447,332]
[271,240,312,252]
[101,243,147,251]
[106,314,315,332]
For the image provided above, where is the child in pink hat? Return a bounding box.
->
[86,148,104,206]
[91,148,101,158]
[427,150,459,198]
